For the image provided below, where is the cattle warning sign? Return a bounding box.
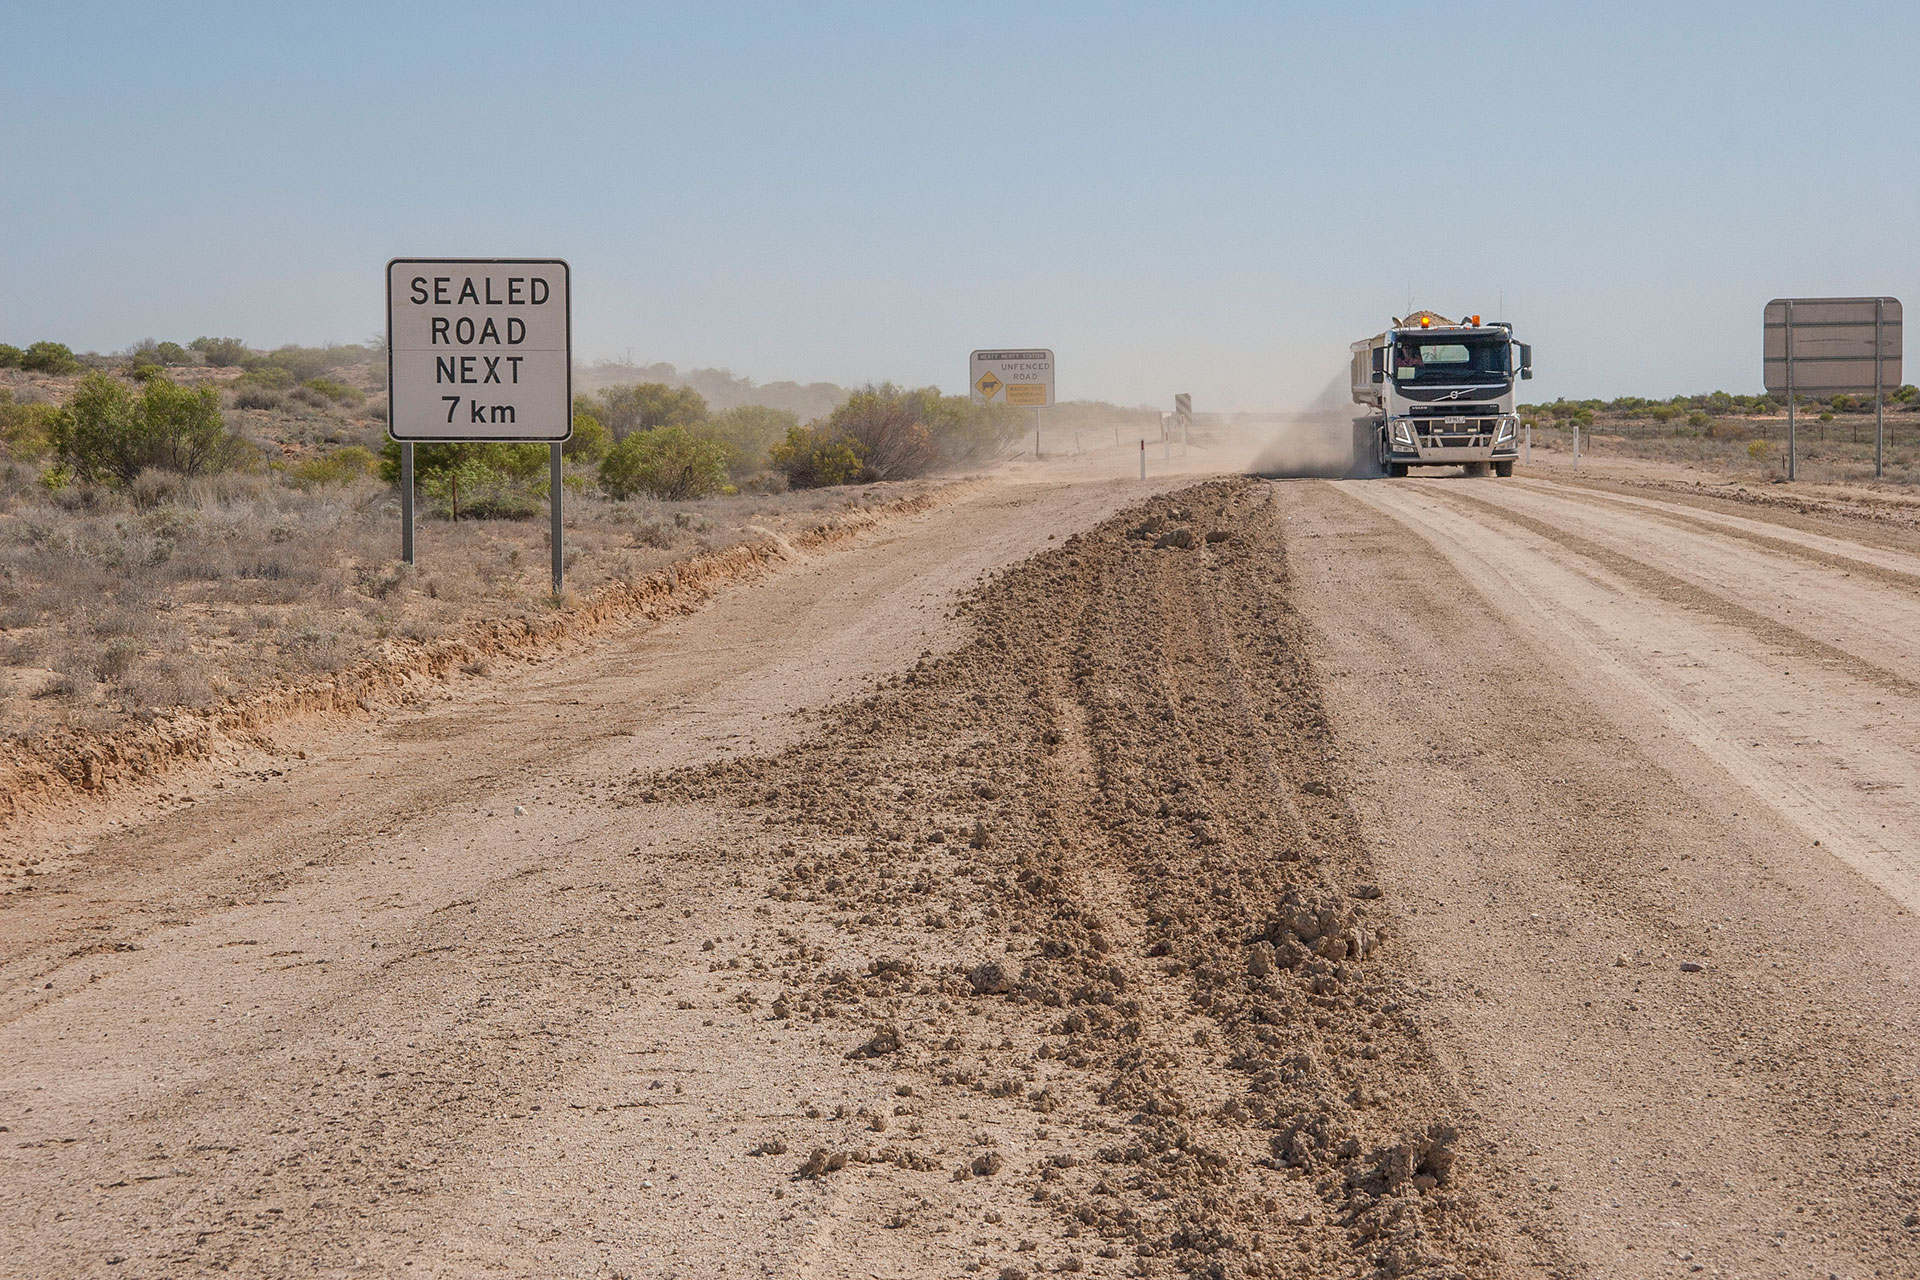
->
[387,258,572,442]
[970,349,1054,407]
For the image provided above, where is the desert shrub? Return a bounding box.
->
[52,373,245,484]
[0,344,22,368]
[1819,411,1835,422]
[287,385,332,409]
[190,336,249,367]
[770,424,871,488]
[1829,394,1857,413]
[0,392,59,461]
[302,378,364,407]
[1747,440,1773,460]
[292,445,377,488]
[1686,410,1710,428]
[816,384,951,479]
[244,344,364,383]
[1893,384,1917,405]
[21,341,79,374]
[232,386,285,411]
[700,404,799,473]
[563,405,611,462]
[376,438,548,520]
[592,382,709,437]
[598,425,731,500]
[154,341,191,366]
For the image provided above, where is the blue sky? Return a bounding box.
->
[2,1,1913,409]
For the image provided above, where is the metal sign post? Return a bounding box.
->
[1764,296,1903,483]
[400,442,416,565]
[387,258,574,587]
[549,444,564,593]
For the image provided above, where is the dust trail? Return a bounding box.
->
[1247,413,1382,479]
[1240,375,1382,478]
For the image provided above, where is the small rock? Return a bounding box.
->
[1247,940,1277,978]
[1153,527,1195,550]
[968,962,1014,996]
[848,1022,903,1058]
[513,805,526,816]
[1351,882,1382,899]
[970,1151,1004,1177]
[1679,961,1704,973]
[1204,529,1231,543]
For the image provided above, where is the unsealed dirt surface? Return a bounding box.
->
[4,461,1919,1279]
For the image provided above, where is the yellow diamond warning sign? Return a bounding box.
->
[975,370,1004,400]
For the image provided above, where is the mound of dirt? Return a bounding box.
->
[631,479,1558,1276]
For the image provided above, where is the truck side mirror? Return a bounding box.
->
[1371,370,1384,384]
[1518,344,1533,380]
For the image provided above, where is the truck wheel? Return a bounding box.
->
[1493,460,1514,478]
[1464,462,1491,478]
[1387,463,1409,478]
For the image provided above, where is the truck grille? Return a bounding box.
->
[1409,404,1500,417]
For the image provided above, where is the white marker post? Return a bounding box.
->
[387,259,573,591]
[1139,438,1146,480]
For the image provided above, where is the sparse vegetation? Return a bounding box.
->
[599,425,731,500]
[51,373,247,484]
[19,341,79,375]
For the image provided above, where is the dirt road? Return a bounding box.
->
[3,464,1917,1279]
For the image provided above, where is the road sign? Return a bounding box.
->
[1764,296,1903,482]
[970,349,1054,407]
[1764,297,1901,396]
[388,258,572,442]
[1174,393,1192,439]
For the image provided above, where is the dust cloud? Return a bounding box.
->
[1242,373,1382,479]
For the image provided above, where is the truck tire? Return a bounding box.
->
[1464,462,1491,478]
[1493,460,1514,478]
[1387,463,1409,477]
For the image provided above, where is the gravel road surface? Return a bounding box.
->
[3,464,1916,1279]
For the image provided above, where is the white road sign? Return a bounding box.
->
[971,349,1054,407]
[387,258,572,442]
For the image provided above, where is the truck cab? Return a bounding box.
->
[1351,311,1532,477]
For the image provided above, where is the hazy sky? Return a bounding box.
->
[3,1,1913,409]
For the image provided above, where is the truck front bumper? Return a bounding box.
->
[1385,414,1521,463]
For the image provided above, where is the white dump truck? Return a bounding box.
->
[1350,311,1532,476]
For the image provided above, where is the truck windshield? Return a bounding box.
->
[1394,338,1510,382]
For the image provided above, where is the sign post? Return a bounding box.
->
[387,258,573,588]
[970,349,1055,459]
[1765,296,1903,482]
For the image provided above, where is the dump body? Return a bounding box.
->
[1351,311,1532,475]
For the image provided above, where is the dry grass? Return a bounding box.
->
[1528,412,1920,487]
[0,461,935,742]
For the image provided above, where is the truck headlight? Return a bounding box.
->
[1391,421,1416,448]
[1494,417,1517,444]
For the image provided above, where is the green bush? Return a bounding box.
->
[0,391,60,461]
[0,343,22,368]
[599,426,731,499]
[154,340,191,366]
[1829,394,1858,413]
[302,378,364,407]
[562,405,611,462]
[190,336,249,367]
[699,403,799,473]
[591,382,709,436]
[377,438,549,520]
[1893,384,1917,405]
[52,373,244,483]
[21,341,79,374]
[770,424,870,488]
[1686,410,1710,428]
[292,445,377,488]
[243,344,364,383]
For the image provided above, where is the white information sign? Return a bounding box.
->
[387,258,572,442]
[970,349,1055,407]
